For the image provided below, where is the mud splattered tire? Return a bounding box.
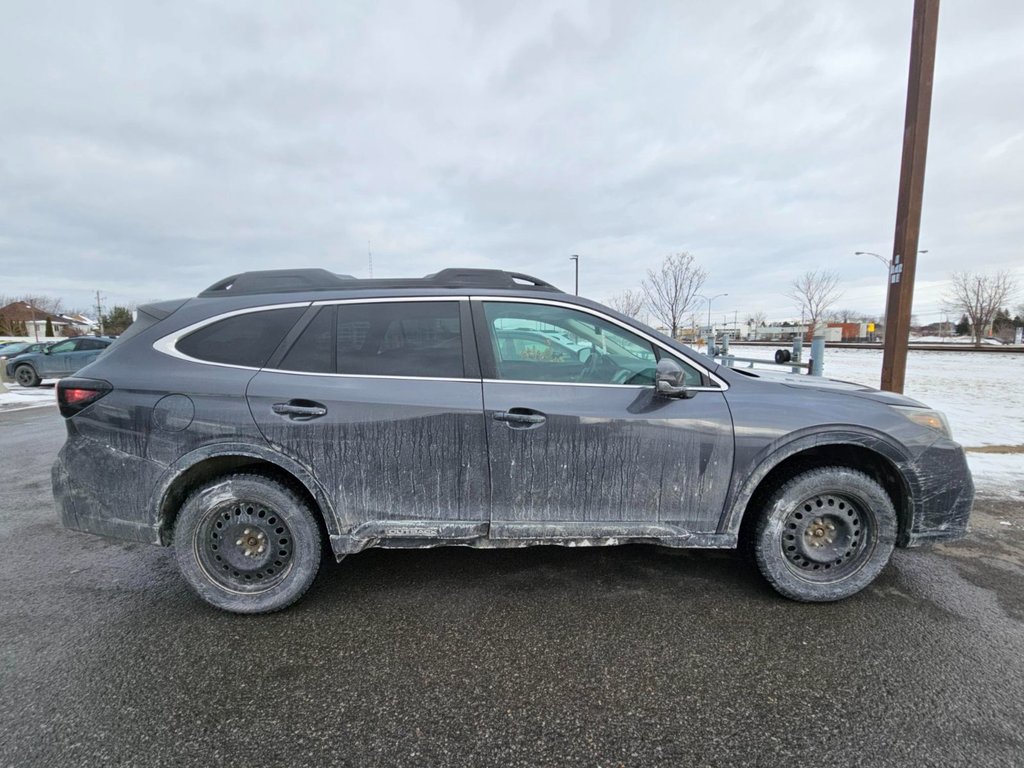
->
[173,474,322,614]
[753,467,897,602]
[15,365,40,387]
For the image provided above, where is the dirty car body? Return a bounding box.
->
[51,268,974,613]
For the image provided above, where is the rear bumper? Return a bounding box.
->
[902,438,975,547]
[52,433,164,545]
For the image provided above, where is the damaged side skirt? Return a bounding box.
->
[329,520,737,558]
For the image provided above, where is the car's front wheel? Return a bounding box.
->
[751,466,897,602]
[14,364,40,387]
[173,474,322,614]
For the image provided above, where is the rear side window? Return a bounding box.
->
[177,307,305,367]
[77,338,109,351]
[278,301,464,378]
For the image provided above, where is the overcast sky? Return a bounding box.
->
[1,0,1022,323]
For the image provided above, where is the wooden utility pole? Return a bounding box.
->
[880,0,940,392]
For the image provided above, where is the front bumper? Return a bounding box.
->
[901,437,975,547]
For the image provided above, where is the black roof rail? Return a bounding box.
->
[198,267,562,297]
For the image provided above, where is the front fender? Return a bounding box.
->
[719,427,920,538]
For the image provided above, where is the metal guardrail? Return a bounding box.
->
[708,331,826,376]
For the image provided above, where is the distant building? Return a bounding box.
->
[0,302,95,338]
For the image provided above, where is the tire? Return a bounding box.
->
[14,364,40,387]
[751,466,897,602]
[173,473,322,614]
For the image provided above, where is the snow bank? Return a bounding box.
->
[0,382,58,411]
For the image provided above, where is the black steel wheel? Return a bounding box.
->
[15,365,40,387]
[752,466,897,602]
[195,500,295,593]
[173,474,322,614]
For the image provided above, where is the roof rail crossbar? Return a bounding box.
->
[199,269,356,297]
[198,267,561,296]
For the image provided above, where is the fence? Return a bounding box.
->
[707,328,826,376]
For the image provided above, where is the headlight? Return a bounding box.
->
[892,406,952,439]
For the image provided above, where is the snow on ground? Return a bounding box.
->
[908,335,1008,345]
[817,348,1024,448]
[731,345,1024,498]
[0,381,58,411]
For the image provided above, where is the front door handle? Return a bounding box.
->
[492,408,547,428]
[272,400,328,420]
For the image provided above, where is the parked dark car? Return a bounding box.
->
[51,268,974,613]
[7,336,113,386]
[0,340,54,363]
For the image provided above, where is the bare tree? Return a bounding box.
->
[827,308,860,323]
[786,270,842,337]
[943,271,1019,345]
[746,310,767,340]
[641,252,708,339]
[605,290,646,320]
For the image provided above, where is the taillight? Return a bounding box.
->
[57,378,112,417]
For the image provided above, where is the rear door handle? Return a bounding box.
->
[492,408,547,428]
[272,400,328,420]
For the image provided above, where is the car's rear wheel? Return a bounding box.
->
[14,364,40,387]
[173,474,322,614]
[752,466,897,602]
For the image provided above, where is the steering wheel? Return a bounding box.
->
[576,347,605,382]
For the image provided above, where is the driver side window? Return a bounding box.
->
[483,301,666,385]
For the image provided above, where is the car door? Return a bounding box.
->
[247,298,489,541]
[65,337,108,374]
[474,298,734,539]
[38,339,77,375]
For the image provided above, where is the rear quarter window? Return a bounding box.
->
[177,307,306,367]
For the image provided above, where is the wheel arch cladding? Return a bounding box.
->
[732,440,913,546]
[154,447,336,546]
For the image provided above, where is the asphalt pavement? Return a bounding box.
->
[2,406,1023,767]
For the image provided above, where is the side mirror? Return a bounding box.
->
[655,358,696,399]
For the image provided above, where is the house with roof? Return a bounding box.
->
[0,302,94,338]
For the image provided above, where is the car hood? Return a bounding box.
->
[742,368,929,408]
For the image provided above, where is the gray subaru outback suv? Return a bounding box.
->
[52,268,973,613]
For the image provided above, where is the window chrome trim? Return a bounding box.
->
[153,294,727,391]
[152,296,472,376]
[482,378,648,390]
[257,369,478,383]
[152,302,312,370]
[472,295,728,391]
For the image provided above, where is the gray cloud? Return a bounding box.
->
[1,0,1021,322]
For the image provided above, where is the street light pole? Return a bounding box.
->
[856,249,928,268]
[696,292,728,333]
[569,255,579,296]
[855,250,891,268]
